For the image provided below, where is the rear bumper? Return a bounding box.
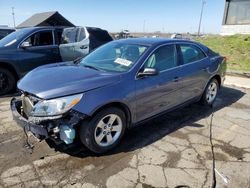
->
[11,98,49,138]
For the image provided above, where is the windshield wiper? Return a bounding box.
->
[83,65,101,71]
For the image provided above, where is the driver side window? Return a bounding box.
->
[24,30,53,46]
[144,44,177,72]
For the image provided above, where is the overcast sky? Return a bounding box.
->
[0,0,225,34]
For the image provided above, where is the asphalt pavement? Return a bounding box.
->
[0,78,250,187]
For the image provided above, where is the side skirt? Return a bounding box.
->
[129,96,201,129]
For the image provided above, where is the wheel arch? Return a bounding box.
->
[211,74,221,88]
[90,102,132,129]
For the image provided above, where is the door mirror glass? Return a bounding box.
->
[138,68,159,77]
[20,41,31,48]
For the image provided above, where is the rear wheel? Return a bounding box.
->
[80,107,126,153]
[201,78,219,106]
[0,68,16,95]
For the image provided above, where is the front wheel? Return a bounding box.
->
[0,68,16,95]
[80,107,126,153]
[201,78,219,106]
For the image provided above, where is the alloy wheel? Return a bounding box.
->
[94,114,122,147]
[206,81,218,104]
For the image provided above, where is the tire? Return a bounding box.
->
[80,107,126,154]
[0,68,16,95]
[201,78,219,106]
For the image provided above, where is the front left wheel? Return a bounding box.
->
[80,107,126,154]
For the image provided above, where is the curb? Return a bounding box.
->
[225,75,250,89]
[226,70,250,78]
[224,82,250,89]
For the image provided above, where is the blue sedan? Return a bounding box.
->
[11,38,227,153]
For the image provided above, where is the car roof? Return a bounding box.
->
[0,27,15,30]
[114,38,208,52]
[16,26,67,32]
[115,38,194,46]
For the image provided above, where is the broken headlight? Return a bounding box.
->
[30,94,83,117]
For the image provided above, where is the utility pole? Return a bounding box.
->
[198,0,206,36]
[143,20,145,33]
[12,7,16,28]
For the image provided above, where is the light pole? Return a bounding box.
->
[143,20,146,33]
[12,7,16,28]
[198,0,206,36]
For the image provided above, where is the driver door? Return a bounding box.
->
[135,44,183,122]
[18,29,61,75]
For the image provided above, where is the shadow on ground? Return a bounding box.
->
[45,86,245,158]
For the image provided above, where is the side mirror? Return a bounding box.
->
[137,68,159,78]
[20,41,31,48]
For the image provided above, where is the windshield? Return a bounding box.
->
[80,42,148,72]
[0,28,29,47]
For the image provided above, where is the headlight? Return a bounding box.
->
[31,94,83,117]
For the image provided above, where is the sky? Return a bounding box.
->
[0,0,225,34]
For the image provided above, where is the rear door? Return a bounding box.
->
[176,43,210,101]
[135,44,183,122]
[59,27,89,61]
[17,29,61,74]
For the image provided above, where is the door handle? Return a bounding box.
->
[173,77,179,82]
[202,67,209,71]
[80,45,88,49]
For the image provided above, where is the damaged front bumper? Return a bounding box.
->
[11,97,87,143]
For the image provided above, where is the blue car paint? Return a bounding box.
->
[18,61,122,99]
[17,38,226,126]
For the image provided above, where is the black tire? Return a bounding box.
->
[80,107,126,154]
[201,78,219,106]
[0,68,16,95]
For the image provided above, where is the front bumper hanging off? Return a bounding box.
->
[11,98,49,138]
[10,97,86,141]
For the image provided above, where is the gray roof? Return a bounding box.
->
[17,11,75,28]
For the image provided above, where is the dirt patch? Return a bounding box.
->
[169,131,189,140]
[205,151,228,161]
[163,151,181,168]
[214,142,249,161]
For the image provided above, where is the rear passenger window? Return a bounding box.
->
[78,28,86,42]
[144,45,177,72]
[61,28,77,44]
[180,44,206,64]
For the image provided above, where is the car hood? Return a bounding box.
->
[18,62,121,99]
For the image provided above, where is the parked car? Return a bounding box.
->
[171,33,191,40]
[0,27,15,40]
[0,26,112,95]
[171,33,183,39]
[60,26,113,61]
[11,38,227,153]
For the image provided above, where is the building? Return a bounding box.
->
[221,0,250,35]
[17,11,74,28]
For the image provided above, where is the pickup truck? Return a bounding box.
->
[0,26,113,95]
